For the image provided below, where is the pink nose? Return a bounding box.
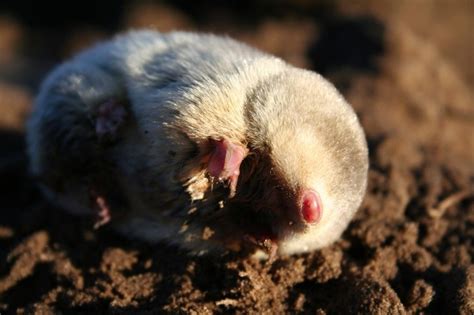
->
[301,190,322,224]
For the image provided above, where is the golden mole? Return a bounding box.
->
[26,30,368,257]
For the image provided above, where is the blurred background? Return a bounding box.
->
[0,1,472,313]
[0,1,472,94]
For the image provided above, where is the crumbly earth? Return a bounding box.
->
[0,1,473,314]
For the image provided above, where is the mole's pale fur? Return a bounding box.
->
[27,30,368,256]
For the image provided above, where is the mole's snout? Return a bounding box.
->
[300,190,322,224]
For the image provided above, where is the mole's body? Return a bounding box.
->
[27,31,368,256]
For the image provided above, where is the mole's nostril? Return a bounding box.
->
[301,190,322,224]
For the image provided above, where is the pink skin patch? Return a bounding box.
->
[93,195,111,229]
[300,190,322,224]
[89,189,111,229]
[207,139,247,197]
[95,100,127,139]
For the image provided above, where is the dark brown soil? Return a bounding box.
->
[0,1,473,314]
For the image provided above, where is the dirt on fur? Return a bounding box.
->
[0,1,472,314]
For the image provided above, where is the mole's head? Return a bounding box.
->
[231,68,369,255]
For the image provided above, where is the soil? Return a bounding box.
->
[0,1,473,314]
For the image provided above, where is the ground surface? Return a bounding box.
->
[0,1,473,314]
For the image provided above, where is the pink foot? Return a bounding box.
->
[207,139,247,197]
[93,195,111,229]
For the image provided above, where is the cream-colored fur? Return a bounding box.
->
[27,30,368,256]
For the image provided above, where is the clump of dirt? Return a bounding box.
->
[0,2,473,314]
